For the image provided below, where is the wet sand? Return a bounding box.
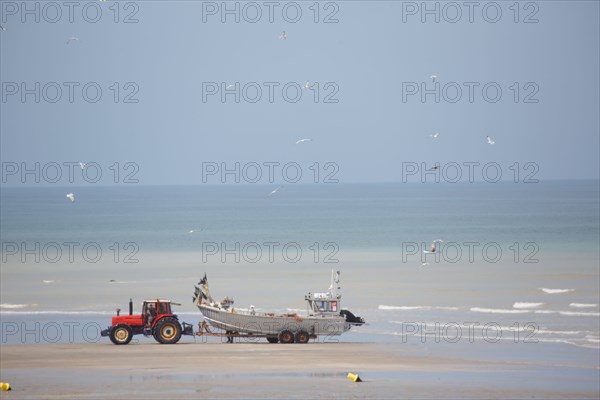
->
[1,341,597,399]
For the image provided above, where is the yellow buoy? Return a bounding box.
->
[347,372,362,382]
[0,382,11,391]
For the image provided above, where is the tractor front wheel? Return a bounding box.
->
[153,317,182,344]
[110,324,133,345]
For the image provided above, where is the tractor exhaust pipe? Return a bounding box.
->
[129,298,133,315]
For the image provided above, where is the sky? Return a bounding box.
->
[0,0,599,186]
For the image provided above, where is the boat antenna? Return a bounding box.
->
[330,269,341,297]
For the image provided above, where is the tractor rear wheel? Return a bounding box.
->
[278,330,295,344]
[153,317,182,344]
[110,324,133,345]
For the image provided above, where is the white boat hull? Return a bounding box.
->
[198,304,352,337]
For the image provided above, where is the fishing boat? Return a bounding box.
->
[192,271,365,343]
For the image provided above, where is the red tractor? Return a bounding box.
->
[101,299,193,345]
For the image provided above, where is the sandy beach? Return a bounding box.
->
[1,340,597,399]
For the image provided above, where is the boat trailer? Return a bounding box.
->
[195,321,317,344]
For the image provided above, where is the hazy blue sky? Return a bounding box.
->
[1,0,598,185]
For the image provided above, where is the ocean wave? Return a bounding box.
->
[535,338,577,346]
[470,307,531,314]
[558,311,600,317]
[513,302,544,309]
[362,325,598,349]
[0,310,113,315]
[0,303,32,309]
[535,337,600,349]
[378,305,459,311]
[569,303,598,308]
[384,330,596,348]
[525,310,600,317]
[585,335,600,343]
[490,326,579,335]
[388,322,585,336]
[388,320,459,326]
[537,329,582,335]
[540,288,575,294]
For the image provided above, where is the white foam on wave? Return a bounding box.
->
[0,303,31,309]
[470,307,531,314]
[537,329,582,335]
[527,310,600,317]
[378,305,459,311]
[585,335,600,343]
[569,303,598,308]
[540,288,575,294]
[513,302,545,309]
[558,311,600,317]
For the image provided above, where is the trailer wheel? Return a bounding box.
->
[278,330,295,344]
[295,330,309,344]
[110,324,132,345]
[153,317,182,344]
[266,336,279,344]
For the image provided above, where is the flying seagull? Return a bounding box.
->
[0,25,6,32]
[427,164,440,171]
[430,132,439,139]
[79,162,86,170]
[67,37,79,44]
[430,75,437,83]
[226,84,234,89]
[303,81,310,89]
[295,138,312,144]
[66,193,75,202]
[279,31,287,40]
[419,262,430,268]
[268,187,281,197]
[487,136,495,145]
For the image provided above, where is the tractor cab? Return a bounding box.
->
[142,299,173,327]
[142,299,175,315]
[142,299,173,318]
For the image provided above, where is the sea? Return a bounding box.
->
[1,182,599,365]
